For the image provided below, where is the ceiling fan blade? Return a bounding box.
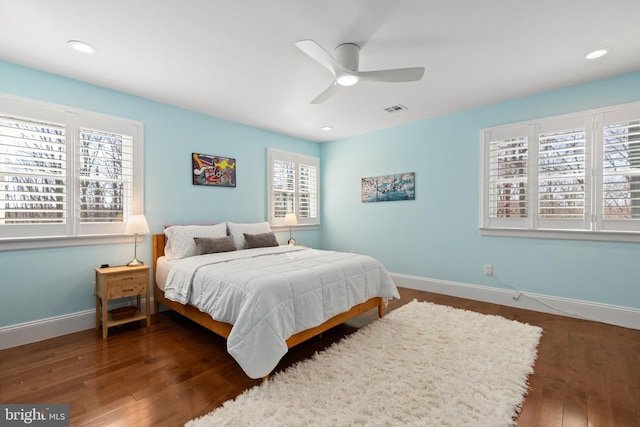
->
[311,82,341,104]
[357,67,425,83]
[295,39,349,77]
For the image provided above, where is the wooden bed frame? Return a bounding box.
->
[152,234,385,351]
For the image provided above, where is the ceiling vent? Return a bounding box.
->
[384,104,408,113]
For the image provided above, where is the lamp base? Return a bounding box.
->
[288,237,296,246]
[127,258,145,267]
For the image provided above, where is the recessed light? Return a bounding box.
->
[321,126,333,131]
[586,48,610,60]
[68,40,97,54]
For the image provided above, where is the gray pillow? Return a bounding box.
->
[193,236,237,255]
[243,232,279,248]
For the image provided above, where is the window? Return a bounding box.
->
[481,102,640,242]
[0,94,143,250]
[267,148,319,227]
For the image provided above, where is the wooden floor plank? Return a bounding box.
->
[1,287,638,426]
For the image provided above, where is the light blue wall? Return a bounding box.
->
[0,60,320,327]
[320,71,640,309]
[1,60,639,331]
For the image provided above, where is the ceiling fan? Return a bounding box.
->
[295,39,425,104]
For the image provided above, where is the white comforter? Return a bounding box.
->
[163,246,399,378]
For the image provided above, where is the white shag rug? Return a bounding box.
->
[187,300,543,427]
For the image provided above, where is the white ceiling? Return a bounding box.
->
[1,0,639,142]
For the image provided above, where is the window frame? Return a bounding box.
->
[480,101,640,243]
[0,94,144,251]
[267,148,320,229]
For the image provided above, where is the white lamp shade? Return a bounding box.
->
[283,212,298,226]
[125,214,150,235]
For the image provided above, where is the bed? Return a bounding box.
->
[152,222,400,379]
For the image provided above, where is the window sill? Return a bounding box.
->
[480,227,640,243]
[271,224,320,232]
[0,234,141,252]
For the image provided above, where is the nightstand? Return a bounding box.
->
[95,265,151,339]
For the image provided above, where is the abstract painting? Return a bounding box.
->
[362,172,415,202]
[192,153,236,187]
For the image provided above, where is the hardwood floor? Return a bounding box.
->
[1,287,638,426]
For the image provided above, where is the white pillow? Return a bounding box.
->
[164,223,227,259]
[227,221,272,249]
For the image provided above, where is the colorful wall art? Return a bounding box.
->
[361,172,415,202]
[192,153,236,187]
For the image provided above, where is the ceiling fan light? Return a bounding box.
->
[336,74,358,87]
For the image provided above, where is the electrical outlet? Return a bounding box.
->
[484,265,493,276]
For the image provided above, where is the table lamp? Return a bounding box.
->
[125,214,150,266]
[284,212,298,245]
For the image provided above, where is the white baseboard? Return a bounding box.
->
[0,310,96,350]
[0,299,154,351]
[2,278,637,351]
[391,273,639,330]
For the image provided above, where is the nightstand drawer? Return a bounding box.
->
[106,271,148,287]
[107,281,148,299]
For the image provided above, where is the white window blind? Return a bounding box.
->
[298,162,318,219]
[488,134,529,220]
[536,116,590,231]
[0,114,67,226]
[602,119,640,218]
[0,94,143,247]
[484,126,530,229]
[272,158,295,219]
[481,101,640,241]
[600,108,640,232]
[538,128,586,220]
[268,148,319,227]
[79,128,133,223]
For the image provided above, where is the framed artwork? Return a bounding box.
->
[192,153,236,187]
[362,172,415,202]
